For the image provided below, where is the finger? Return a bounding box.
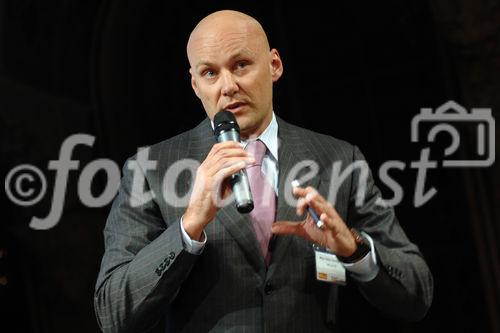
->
[292,186,308,198]
[271,221,302,235]
[319,212,341,235]
[304,188,332,219]
[292,186,314,216]
[293,185,321,198]
[207,155,254,176]
[215,156,255,171]
[214,141,244,150]
[215,161,247,180]
[295,186,326,207]
[292,216,328,245]
[211,162,248,207]
[312,196,341,222]
[294,186,329,221]
[274,219,331,247]
[213,149,255,168]
[208,141,246,159]
[296,197,308,216]
[212,148,254,165]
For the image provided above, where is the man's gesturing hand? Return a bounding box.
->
[183,141,255,241]
[272,186,357,257]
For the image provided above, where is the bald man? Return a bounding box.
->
[94,10,433,333]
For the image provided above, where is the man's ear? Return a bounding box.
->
[189,68,201,98]
[270,49,283,82]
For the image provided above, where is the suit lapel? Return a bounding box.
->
[267,117,321,278]
[218,204,266,272]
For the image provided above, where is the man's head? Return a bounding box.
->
[187,10,283,139]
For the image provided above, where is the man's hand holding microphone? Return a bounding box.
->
[182,111,255,241]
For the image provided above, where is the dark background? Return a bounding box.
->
[1,0,499,332]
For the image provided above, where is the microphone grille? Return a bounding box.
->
[213,110,239,136]
[214,110,236,125]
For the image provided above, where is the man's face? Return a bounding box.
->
[187,21,282,138]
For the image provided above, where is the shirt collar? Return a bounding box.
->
[210,112,278,161]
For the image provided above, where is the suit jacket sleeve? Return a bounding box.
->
[347,146,434,321]
[94,157,199,332]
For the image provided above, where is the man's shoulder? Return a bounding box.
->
[126,118,211,162]
[147,130,191,159]
[278,117,356,160]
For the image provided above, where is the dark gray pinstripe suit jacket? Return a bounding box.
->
[94,116,433,332]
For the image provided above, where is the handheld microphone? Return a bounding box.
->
[213,110,254,213]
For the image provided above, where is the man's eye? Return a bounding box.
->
[235,61,248,70]
[202,70,215,78]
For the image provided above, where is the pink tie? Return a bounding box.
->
[245,140,276,265]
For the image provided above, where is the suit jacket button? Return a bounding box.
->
[169,252,175,260]
[264,282,273,295]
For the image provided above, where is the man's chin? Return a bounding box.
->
[233,114,249,128]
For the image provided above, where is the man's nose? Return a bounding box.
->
[220,71,239,97]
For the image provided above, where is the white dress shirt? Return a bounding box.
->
[180,112,378,281]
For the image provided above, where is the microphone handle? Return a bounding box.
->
[216,129,254,213]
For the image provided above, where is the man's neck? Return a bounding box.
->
[239,112,274,140]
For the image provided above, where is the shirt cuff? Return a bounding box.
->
[341,231,379,282]
[179,216,207,255]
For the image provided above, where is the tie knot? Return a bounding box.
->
[246,139,267,165]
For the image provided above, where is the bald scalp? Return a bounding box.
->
[186,10,270,67]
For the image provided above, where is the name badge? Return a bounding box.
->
[313,245,346,285]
